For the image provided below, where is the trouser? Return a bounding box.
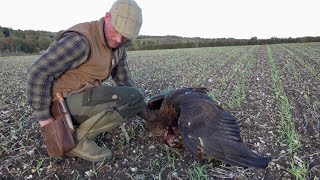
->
[65,86,146,140]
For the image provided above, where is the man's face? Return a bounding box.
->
[104,13,129,48]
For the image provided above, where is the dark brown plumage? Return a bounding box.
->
[146,87,272,168]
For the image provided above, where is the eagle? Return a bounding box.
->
[145,87,272,168]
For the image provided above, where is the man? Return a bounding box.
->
[26,0,153,162]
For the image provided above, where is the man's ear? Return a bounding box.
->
[105,12,111,19]
[104,12,111,25]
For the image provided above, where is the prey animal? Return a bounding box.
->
[145,87,272,168]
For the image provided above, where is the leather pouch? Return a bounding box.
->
[40,100,75,157]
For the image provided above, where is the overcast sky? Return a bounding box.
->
[1,0,319,39]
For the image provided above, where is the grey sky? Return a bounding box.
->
[1,0,319,39]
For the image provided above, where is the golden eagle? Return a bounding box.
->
[146,87,272,168]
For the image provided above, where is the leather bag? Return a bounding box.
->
[40,100,75,157]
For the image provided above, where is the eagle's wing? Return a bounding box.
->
[148,87,208,109]
[148,91,168,110]
[177,97,271,168]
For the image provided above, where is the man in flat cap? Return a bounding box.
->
[27,0,152,162]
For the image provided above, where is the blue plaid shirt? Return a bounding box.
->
[26,32,133,121]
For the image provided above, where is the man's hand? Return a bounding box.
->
[39,118,55,127]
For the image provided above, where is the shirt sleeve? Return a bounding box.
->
[26,32,90,121]
[111,46,134,87]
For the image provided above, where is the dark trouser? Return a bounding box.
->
[65,86,146,140]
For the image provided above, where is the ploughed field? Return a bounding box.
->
[0,42,319,179]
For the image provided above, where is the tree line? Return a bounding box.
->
[0,27,57,55]
[1,26,319,55]
[127,36,320,51]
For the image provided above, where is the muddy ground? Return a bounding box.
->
[0,43,319,179]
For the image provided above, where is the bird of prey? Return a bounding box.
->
[145,87,272,168]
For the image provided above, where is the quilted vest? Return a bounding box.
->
[52,18,112,98]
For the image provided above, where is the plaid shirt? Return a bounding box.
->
[26,32,133,121]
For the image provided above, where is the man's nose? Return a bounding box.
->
[115,34,123,43]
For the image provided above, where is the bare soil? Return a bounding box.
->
[0,43,319,179]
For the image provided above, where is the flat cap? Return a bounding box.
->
[110,0,143,40]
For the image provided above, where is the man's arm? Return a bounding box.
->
[110,47,158,121]
[111,47,134,86]
[26,32,90,124]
